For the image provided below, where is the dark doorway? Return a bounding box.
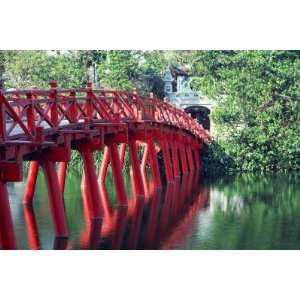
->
[185,106,210,130]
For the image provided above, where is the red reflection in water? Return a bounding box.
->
[21,171,209,250]
[144,191,161,249]
[111,207,128,250]
[24,205,71,250]
[24,206,40,250]
[80,176,102,250]
[160,186,210,250]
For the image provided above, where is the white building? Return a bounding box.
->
[163,67,214,130]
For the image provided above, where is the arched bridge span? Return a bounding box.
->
[0,81,211,249]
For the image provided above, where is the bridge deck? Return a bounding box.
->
[0,82,212,250]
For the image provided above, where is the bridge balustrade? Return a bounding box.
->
[0,81,211,249]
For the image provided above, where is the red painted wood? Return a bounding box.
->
[41,160,68,238]
[0,182,17,249]
[23,161,39,205]
[108,142,127,206]
[0,82,211,248]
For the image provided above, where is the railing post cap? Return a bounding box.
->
[86,82,92,89]
[49,80,57,88]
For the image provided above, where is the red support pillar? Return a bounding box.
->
[79,147,103,219]
[85,82,93,119]
[26,92,36,136]
[98,144,126,184]
[57,162,68,193]
[49,81,58,128]
[23,161,39,205]
[141,143,148,173]
[147,139,162,189]
[0,181,17,249]
[69,91,78,122]
[179,144,188,174]
[171,141,180,178]
[0,92,7,141]
[128,139,145,197]
[119,143,126,169]
[81,172,92,220]
[160,140,174,183]
[41,160,68,238]
[186,145,195,172]
[193,148,201,171]
[108,142,127,206]
[140,144,150,196]
[24,206,40,250]
[99,182,113,217]
[98,146,110,183]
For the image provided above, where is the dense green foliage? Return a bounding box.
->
[188,51,300,172]
[1,50,299,172]
[4,51,87,88]
[0,50,169,92]
[98,50,140,90]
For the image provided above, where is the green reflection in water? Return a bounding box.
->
[192,173,300,250]
[8,168,300,250]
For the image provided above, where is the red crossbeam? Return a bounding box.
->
[0,81,212,250]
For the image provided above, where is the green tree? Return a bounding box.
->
[5,50,86,88]
[189,50,300,171]
[98,50,141,91]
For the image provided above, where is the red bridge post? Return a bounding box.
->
[141,143,148,173]
[119,143,126,169]
[186,143,195,173]
[0,181,17,249]
[179,143,188,174]
[128,139,145,197]
[193,147,201,171]
[0,91,7,141]
[160,139,174,183]
[147,139,162,189]
[171,140,180,178]
[23,161,39,205]
[98,144,126,184]
[26,91,36,136]
[107,142,128,206]
[0,82,210,249]
[24,205,40,250]
[57,162,68,193]
[41,159,69,238]
[49,81,58,128]
[78,146,103,220]
[98,146,110,184]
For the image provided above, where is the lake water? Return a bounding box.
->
[5,171,300,250]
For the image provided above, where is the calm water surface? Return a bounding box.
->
[7,171,300,250]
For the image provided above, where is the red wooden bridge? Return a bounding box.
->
[0,81,211,249]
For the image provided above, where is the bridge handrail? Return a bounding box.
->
[0,82,212,144]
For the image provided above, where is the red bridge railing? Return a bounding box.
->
[0,81,211,143]
[0,81,211,250]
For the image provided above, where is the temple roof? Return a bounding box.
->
[170,65,189,78]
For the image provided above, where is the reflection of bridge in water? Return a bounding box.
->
[22,171,209,250]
